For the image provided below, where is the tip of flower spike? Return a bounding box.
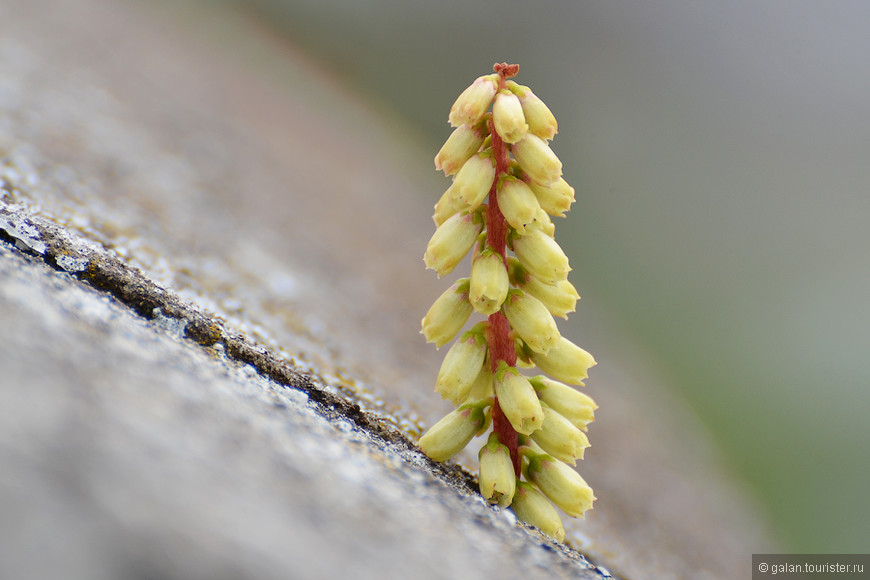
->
[494,62,520,78]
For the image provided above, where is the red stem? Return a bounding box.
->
[487,65,521,477]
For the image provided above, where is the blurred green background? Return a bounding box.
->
[198,0,870,552]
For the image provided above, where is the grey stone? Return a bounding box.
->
[0,239,603,580]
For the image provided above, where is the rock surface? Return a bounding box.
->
[0,1,775,578]
[0,235,606,580]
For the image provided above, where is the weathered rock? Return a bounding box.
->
[0,235,613,580]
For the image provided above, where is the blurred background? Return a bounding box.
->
[191,0,870,553]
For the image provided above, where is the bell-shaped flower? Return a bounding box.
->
[418,400,489,462]
[510,482,566,541]
[424,212,481,277]
[449,74,499,127]
[435,122,486,176]
[433,186,468,226]
[526,454,595,517]
[497,176,541,234]
[492,89,528,144]
[463,363,494,403]
[507,81,559,141]
[478,432,516,507]
[529,376,597,430]
[447,152,496,211]
[470,249,509,315]
[493,362,544,435]
[519,273,579,319]
[529,177,575,217]
[530,406,590,465]
[421,278,473,348]
[526,208,555,237]
[435,329,488,404]
[530,336,596,386]
[510,133,562,185]
[511,228,570,283]
[503,290,560,355]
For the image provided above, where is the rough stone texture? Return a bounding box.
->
[0,1,776,579]
[0,240,608,580]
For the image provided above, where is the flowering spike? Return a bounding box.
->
[420,64,599,538]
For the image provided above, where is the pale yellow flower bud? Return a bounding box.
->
[494,363,544,435]
[530,406,590,465]
[469,249,509,316]
[503,290,560,355]
[435,331,487,404]
[421,278,473,348]
[527,454,595,517]
[530,336,596,386]
[507,81,559,141]
[435,123,486,176]
[479,433,516,507]
[418,401,488,462]
[527,208,555,237]
[520,274,579,319]
[497,177,541,234]
[510,133,562,185]
[492,90,528,144]
[529,177,575,217]
[511,482,566,541]
[463,363,494,403]
[449,74,498,128]
[512,228,570,283]
[424,213,481,277]
[448,153,496,211]
[433,187,469,226]
[529,376,596,431]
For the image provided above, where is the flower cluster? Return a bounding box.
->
[419,63,598,541]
